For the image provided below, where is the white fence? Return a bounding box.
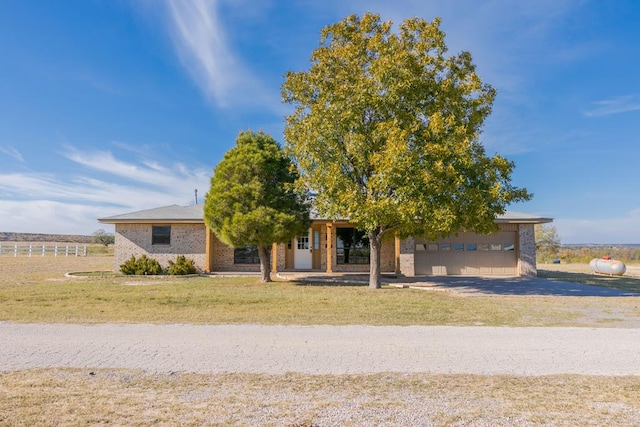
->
[0,243,87,257]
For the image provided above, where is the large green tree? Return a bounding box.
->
[204,130,310,282]
[282,13,531,288]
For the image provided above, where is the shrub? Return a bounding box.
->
[120,255,164,275]
[167,255,198,275]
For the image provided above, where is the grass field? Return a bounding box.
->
[2,256,640,425]
[1,256,640,326]
[1,369,639,426]
[539,262,640,293]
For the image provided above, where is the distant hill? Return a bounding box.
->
[0,232,93,244]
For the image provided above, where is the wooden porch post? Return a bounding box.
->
[326,224,333,274]
[205,228,214,273]
[272,243,278,273]
[394,233,401,275]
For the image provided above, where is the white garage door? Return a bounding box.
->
[414,231,517,276]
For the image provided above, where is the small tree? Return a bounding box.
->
[283,13,531,288]
[204,130,310,282]
[92,229,115,246]
[535,224,561,263]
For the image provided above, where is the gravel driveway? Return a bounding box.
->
[2,322,640,376]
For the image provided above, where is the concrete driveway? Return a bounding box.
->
[285,273,639,297]
[389,275,639,297]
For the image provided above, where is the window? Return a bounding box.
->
[152,226,171,245]
[234,245,260,264]
[336,227,369,264]
[297,235,309,250]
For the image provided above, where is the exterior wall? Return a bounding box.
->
[518,224,537,276]
[399,237,416,277]
[207,232,287,272]
[113,221,540,277]
[114,223,206,272]
[275,243,286,272]
[208,233,259,272]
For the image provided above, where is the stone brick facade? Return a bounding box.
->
[517,223,537,276]
[112,221,540,276]
[114,223,206,272]
[207,232,264,272]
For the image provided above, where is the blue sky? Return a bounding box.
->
[1,0,639,244]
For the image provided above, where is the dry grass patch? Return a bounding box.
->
[1,369,639,426]
[539,263,640,293]
[1,257,640,326]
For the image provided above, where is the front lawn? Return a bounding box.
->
[1,257,639,326]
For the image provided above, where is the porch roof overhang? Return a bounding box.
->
[312,211,553,226]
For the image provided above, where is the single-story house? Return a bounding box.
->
[98,204,552,276]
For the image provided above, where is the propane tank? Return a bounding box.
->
[589,257,626,276]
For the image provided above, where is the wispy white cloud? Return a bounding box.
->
[62,146,210,191]
[583,95,640,117]
[163,0,277,110]
[0,200,112,235]
[0,146,211,234]
[0,145,24,162]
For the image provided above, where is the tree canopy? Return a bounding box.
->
[535,224,561,262]
[204,130,310,282]
[282,13,531,288]
[92,229,114,246]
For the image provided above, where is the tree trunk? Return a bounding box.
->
[257,245,272,283]
[368,230,383,289]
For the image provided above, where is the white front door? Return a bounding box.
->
[294,231,312,269]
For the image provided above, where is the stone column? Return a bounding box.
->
[399,237,415,277]
[518,224,537,276]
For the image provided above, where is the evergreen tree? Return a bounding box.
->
[204,131,310,282]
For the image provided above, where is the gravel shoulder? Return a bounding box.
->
[3,322,640,376]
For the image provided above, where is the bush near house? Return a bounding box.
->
[168,255,198,275]
[119,255,164,275]
[120,254,198,275]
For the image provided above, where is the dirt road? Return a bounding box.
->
[2,323,639,376]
